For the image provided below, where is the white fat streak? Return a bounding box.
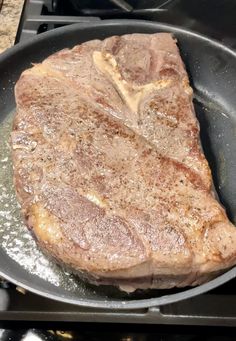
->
[93,51,172,113]
[85,192,106,208]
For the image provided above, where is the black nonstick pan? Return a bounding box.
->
[1,20,236,310]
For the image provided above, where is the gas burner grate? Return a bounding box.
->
[16,0,170,43]
[15,0,100,43]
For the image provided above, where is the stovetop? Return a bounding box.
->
[2,0,236,336]
[16,0,236,49]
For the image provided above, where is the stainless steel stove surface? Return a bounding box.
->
[2,0,236,336]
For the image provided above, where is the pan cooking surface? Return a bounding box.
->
[1,21,236,308]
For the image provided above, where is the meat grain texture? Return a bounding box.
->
[11,33,236,291]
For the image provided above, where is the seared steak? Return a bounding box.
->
[11,33,236,291]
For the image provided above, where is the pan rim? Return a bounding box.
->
[0,266,236,309]
[1,19,236,62]
[1,19,236,309]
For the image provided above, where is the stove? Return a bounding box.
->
[2,0,236,338]
[16,0,236,49]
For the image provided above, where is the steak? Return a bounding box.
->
[11,33,236,291]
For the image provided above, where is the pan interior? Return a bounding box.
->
[0,90,235,302]
[1,21,236,307]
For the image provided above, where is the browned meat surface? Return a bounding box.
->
[11,33,236,291]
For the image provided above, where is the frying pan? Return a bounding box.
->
[1,20,236,310]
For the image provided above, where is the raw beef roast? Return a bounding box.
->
[11,33,236,291]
